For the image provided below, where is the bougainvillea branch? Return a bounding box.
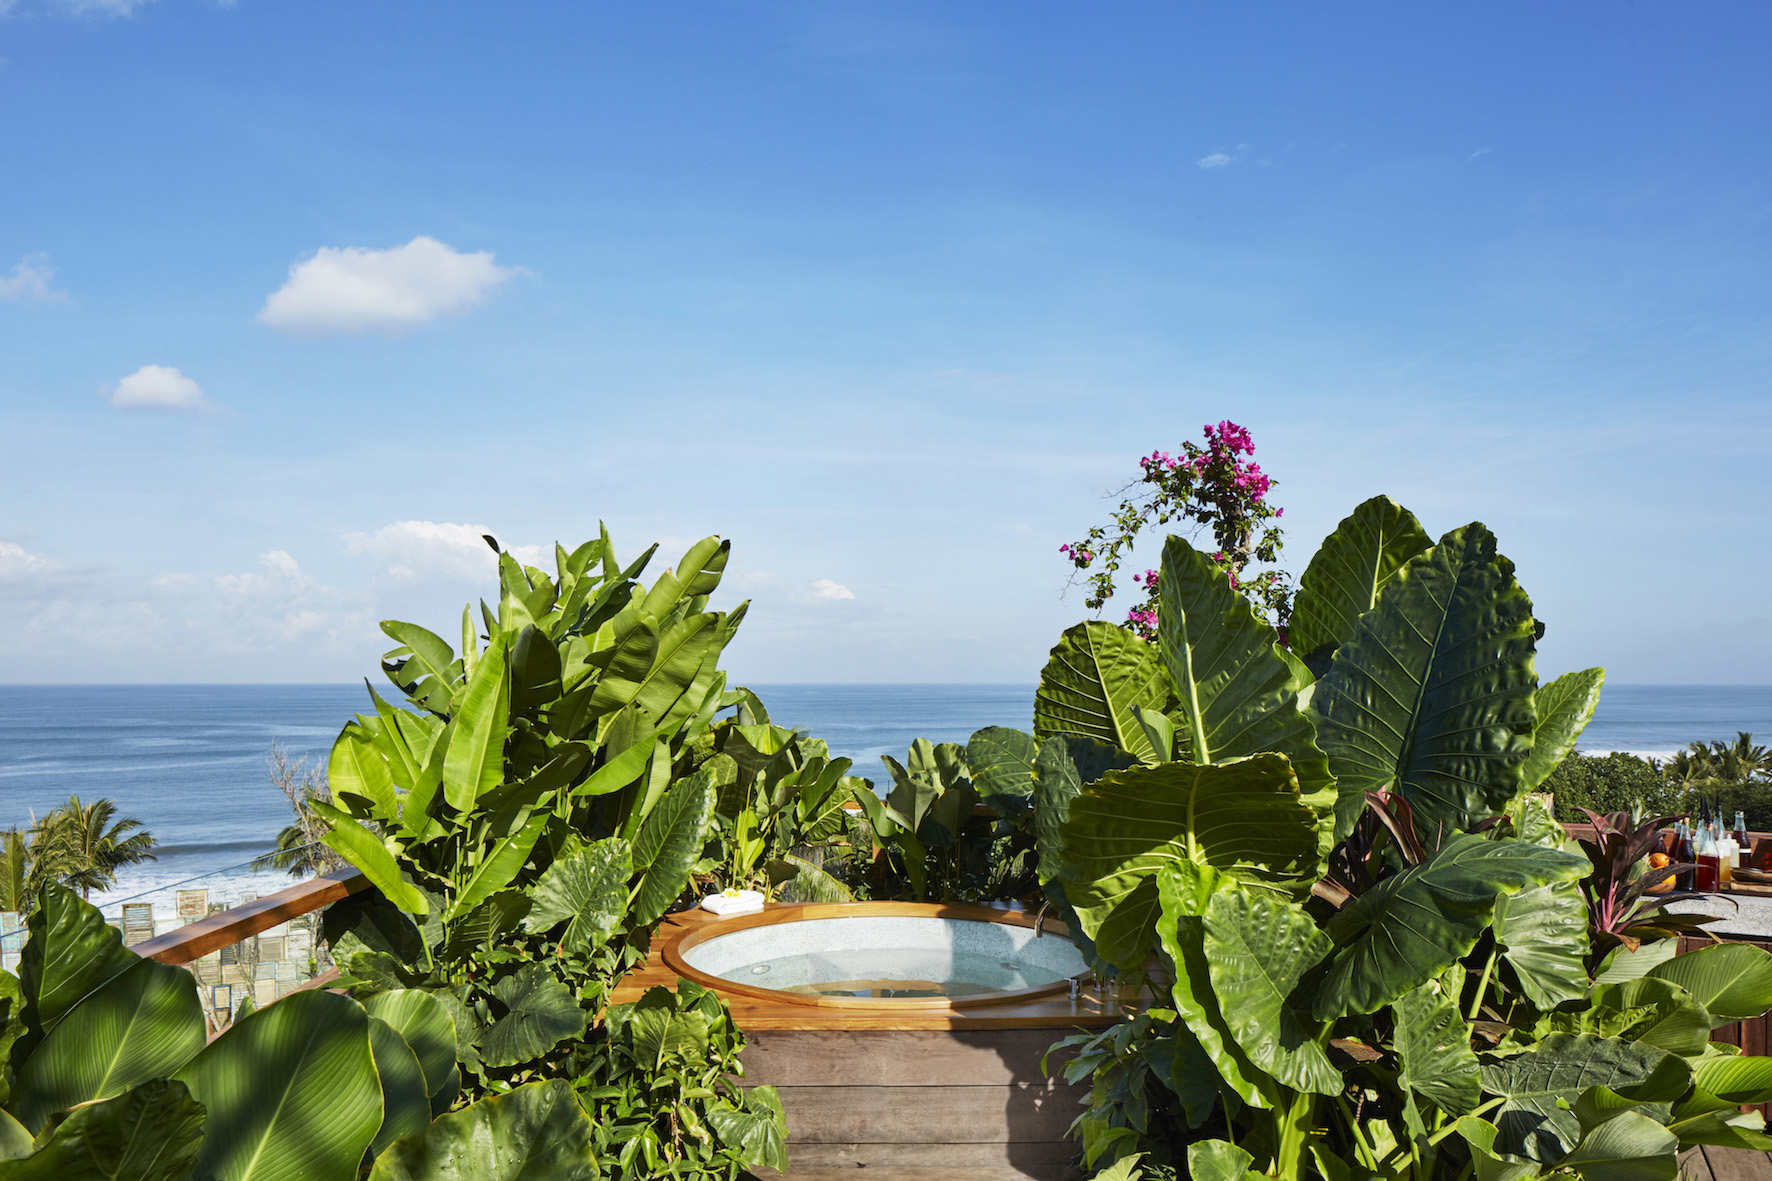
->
[1060,420,1293,640]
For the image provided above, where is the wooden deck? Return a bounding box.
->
[1681,1146,1772,1180]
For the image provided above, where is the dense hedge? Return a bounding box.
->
[1545,751,1772,830]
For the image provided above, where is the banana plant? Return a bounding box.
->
[0,883,449,1181]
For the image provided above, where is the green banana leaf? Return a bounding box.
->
[628,767,715,928]
[1314,835,1588,1019]
[1287,495,1434,668]
[1309,523,1539,840]
[1060,753,1319,969]
[380,621,461,715]
[1692,1054,1772,1106]
[367,1079,599,1181]
[1200,884,1339,1095]
[8,956,205,1133]
[524,839,632,957]
[330,723,398,819]
[588,613,720,723]
[1518,669,1606,794]
[367,1016,431,1157]
[1478,1033,1686,1162]
[175,989,383,1181]
[1592,939,1679,985]
[1559,1110,1678,1181]
[441,631,510,811]
[0,1079,205,1181]
[475,964,587,1070]
[0,1110,27,1162]
[1647,942,1772,1023]
[362,991,458,1112]
[16,883,137,1052]
[1156,536,1338,846]
[1491,881,1591,1009]
[312,801,430,915]
[1394,983,1481,1117]
[1033,621,1172,765]
[445,808,549,922]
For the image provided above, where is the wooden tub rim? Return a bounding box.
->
[661,901,1091,1011]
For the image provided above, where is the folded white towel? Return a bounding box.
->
[701,890,765,917]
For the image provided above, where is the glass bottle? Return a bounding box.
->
[1695,822,1721,893]
[1676,821,1696,891]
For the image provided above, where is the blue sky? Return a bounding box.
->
[1,1,1768,685]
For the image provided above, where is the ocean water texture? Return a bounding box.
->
[0,682,1766,919]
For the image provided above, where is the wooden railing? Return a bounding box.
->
[131,867,369,967]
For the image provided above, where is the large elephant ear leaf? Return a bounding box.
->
[1648,943,1772,1023]
[524,838,633,957]
[1394,982,1481,1118]
[174,988,383,1181]
[1033,621,1172,765]
[1310,523,1539,843]
[366,1016,431,1157]
[8,957,206,1133]
[1478,1033,1685,1162]
[1314,835,1588,1019]
[1201,885,1339,1096]
[1517,669,1606,795]
[1157,536,1337,850]
[0,1078,205,1181]
[477,964,588,1070]
[1058,753,1318,969]
[629,767,716,928]
[1288,495,1433,671]
[1491,881,1591,1010]
[966,727,1040,818]
[367,1079,601,1181]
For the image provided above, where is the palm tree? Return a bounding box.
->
[0,827,49,914]
[30,796,157,900]
[252,743,346,879]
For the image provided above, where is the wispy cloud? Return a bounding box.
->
[810,578,855,601]
[109,364,210,411]
[258,236,522,336]
[1468,147,1492,161]
[1196,153,1233,171]
[0,254,68,303]
[344,520,544,581]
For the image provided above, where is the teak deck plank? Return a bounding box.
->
[613,903,1143,1031]
[1699,1147,1772,1181]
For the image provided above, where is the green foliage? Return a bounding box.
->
[313,529,785,1174]
[1031,493,1772,1181]
[1544,752,1681,824]
[22,797,157,903]
[366,1080,601,1181]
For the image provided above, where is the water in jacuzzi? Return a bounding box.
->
[728,947,1073,998]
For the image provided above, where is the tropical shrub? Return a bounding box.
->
[313,530,786,1176]
[1545,752,1680,825]
[1010,495,1772,1180]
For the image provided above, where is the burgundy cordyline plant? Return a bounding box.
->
[1061,420,1292,639]
[1574,808,1717,954]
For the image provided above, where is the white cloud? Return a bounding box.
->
[810,579,855,601]
[1468,147,1493,161]
[110,364,209,411]
[57,0,152,14]
[344,520,543,581]
[0,254,67,303]
[0,541,58,583]
[1196,153,1233,171]
[215,549,309,596]
[258,236,521,335]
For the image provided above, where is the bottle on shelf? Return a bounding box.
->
[1676,820,1696,891]
[1695,821,1721,894]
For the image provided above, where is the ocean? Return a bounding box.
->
[0,682,1767,922]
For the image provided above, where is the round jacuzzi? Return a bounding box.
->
[663,902,1089,1008]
